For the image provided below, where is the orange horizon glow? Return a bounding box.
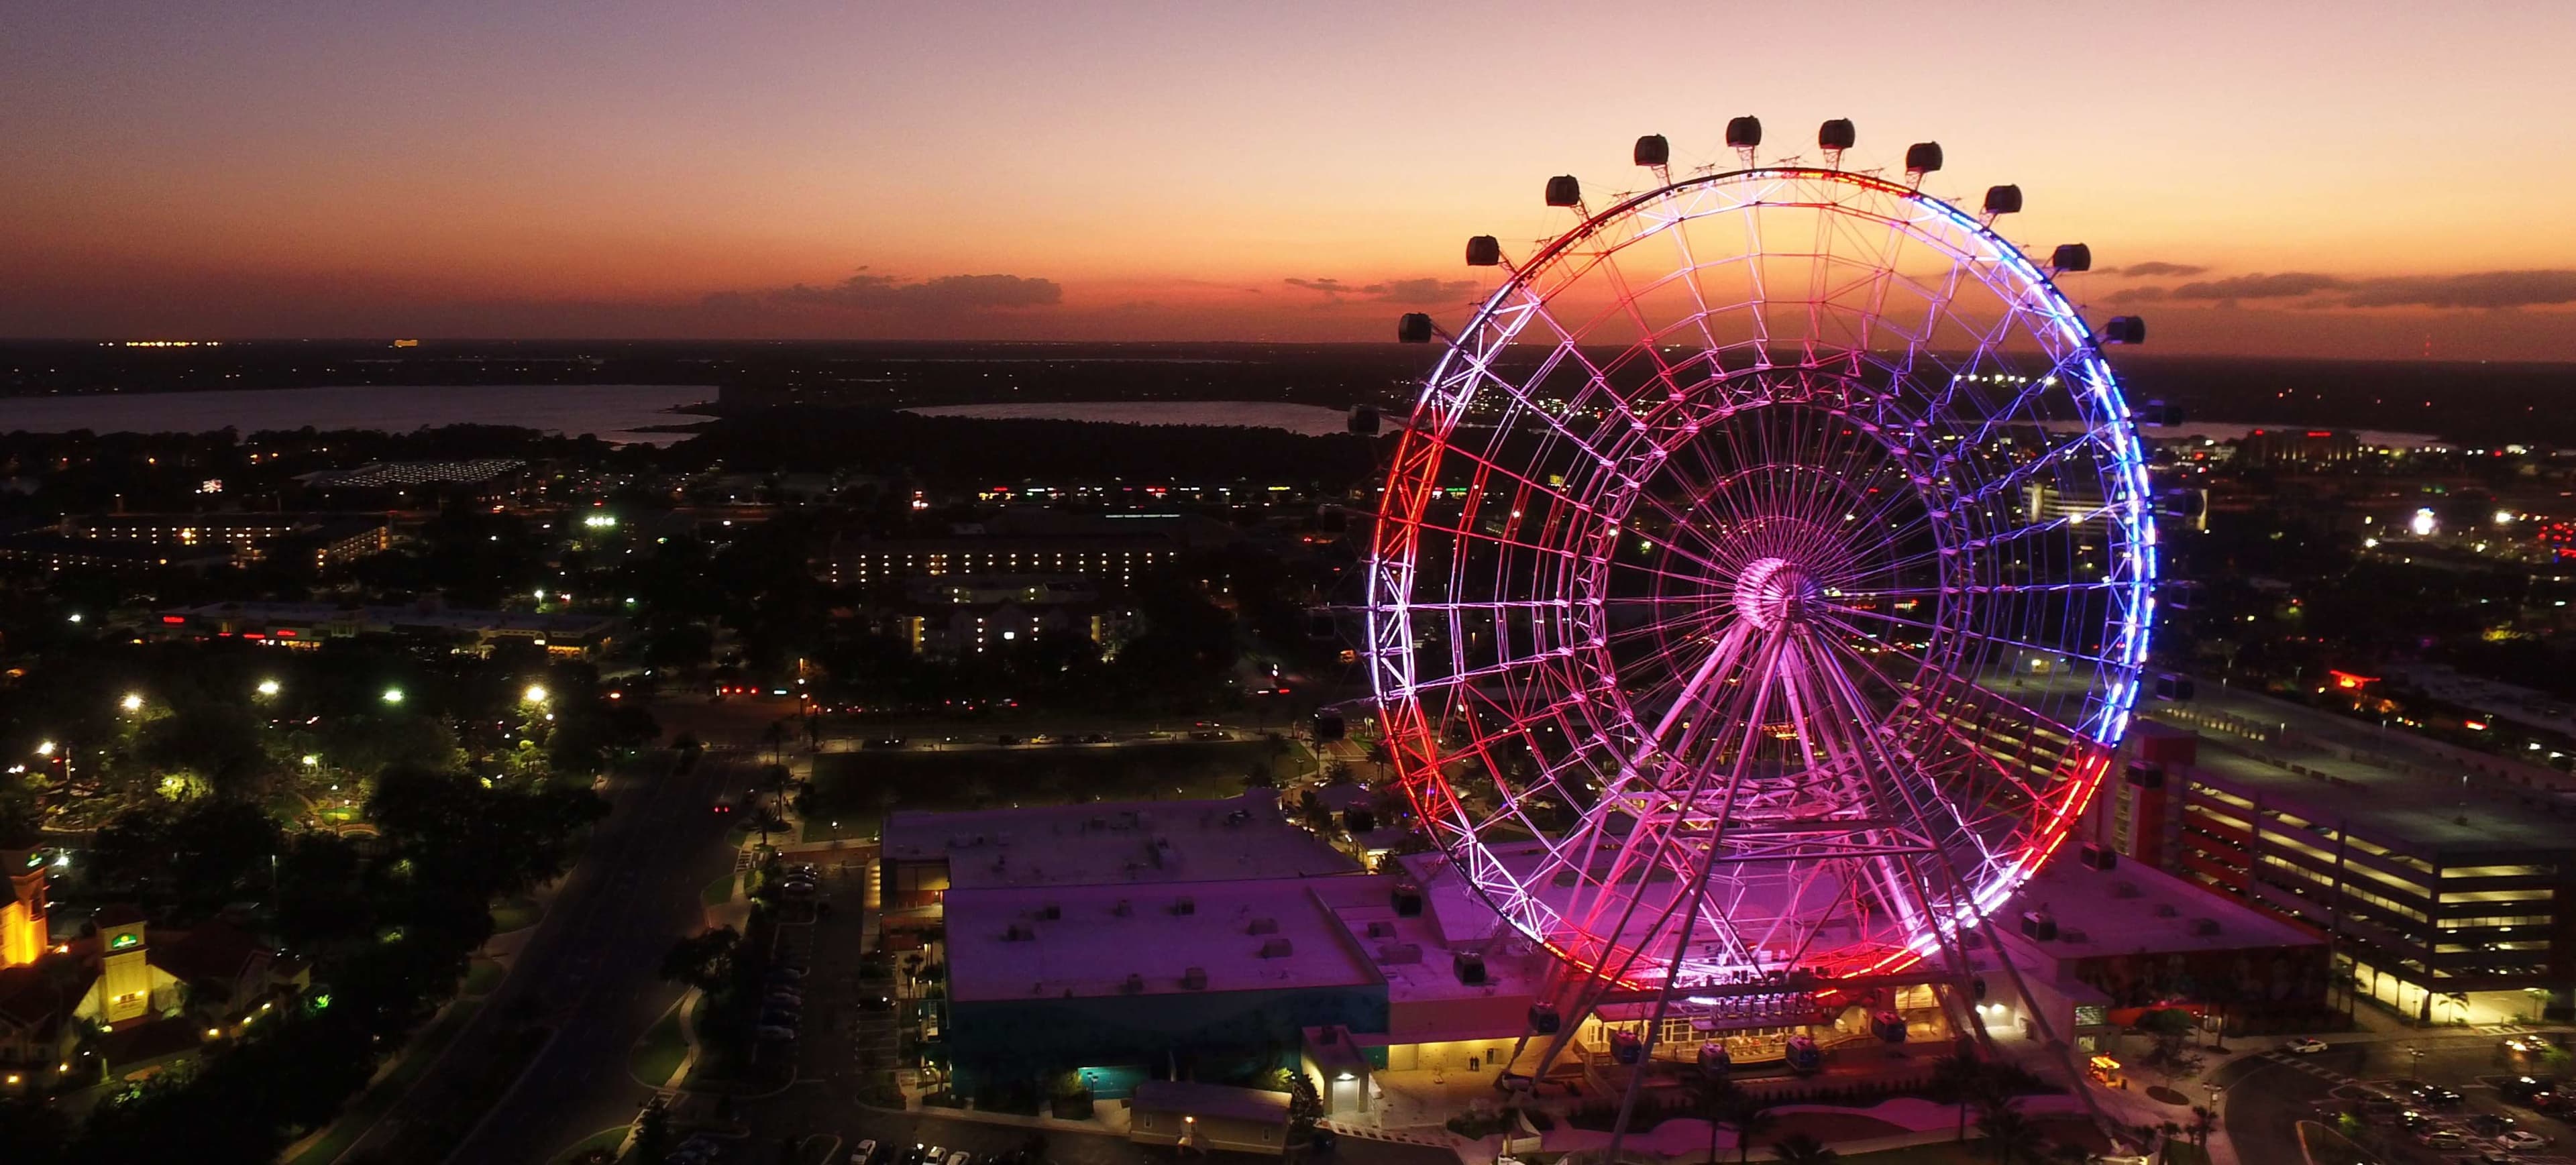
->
[7,2,2576,357]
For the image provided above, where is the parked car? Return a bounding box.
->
[2399,1111,2433,1131]
[850,1140,881,1165]
[2408,1083,2465,1107]
[2282,1037,2329,1054]
[945,1151,972,1165]
[2500,1131,2551,1150]
[2422,1129,2465,1150]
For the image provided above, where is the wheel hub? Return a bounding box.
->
[1733,556,1823,632]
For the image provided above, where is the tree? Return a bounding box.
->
[1976,1107,2045,1165]
[659,927,741,992]
[1726,1093,1779,1164]
[1770,1133,1839,1165]
[1933,1051,1990,1142]
[2137,1008,2198,1066]
[2189,1104,2216,1149]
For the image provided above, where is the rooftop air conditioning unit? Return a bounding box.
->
[1391,886,1424,917]
[2080,844,2118,871]
[2019,911,2058,941]
[1122,973,1146,994]
[1181,967,1208,990]
[1040,904,1061,921]
[1112,899,1133,917]
[1259,938,1296,958]
[1004,923,1035,942]
[1454,952,1489,985]
[2059,928,2090,944]
[1172,895,1196,916]
[1366,921,1396,938]
[1377,943,1423,964]
[2111,881,2142,899]
[1248,917,1280,936]
[2153,903,2179,918]
[2187,918,2221,936]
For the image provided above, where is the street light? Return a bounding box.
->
[119,693,144,713]
[301,755,320,767]
[35,741,54,757]
[523,684,549,705]
[256,678,281,698]
[381,687,405,706]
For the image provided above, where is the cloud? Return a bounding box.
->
[1362,278,1481,304]
[1283,276,1480,304]
[1284,278,1358,297]
[706,268,1061,313]
[2115,262,2207,278]
[2100,285,2168,305]
[2168,272,2349,301]
[2340,270,2576,309]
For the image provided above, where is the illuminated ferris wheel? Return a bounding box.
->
[1366,121,2158,1012]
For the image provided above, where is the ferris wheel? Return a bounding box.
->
[1366,121,2157,1015]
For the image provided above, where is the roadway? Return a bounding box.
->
[335,748,743,1165]
[2217,1030,2576,1165]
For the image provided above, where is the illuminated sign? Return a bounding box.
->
[109,932,140,951]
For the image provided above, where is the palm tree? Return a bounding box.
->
[1933,1050,1986,1142]
[1770,1133,1839,1165]
[1976,1107,2045,1165]
[1727,1093,1780,1164]
[1693,1075,1741,1165]
[2188,1105,2216,1150]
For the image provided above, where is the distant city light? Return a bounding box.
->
[119,693,144,712]
[256,678,282,697]
[2410,508,2438,537]
[66,613,82,624]
[2495,508,2517,526]
[524,684,549,704]
[35,741,54,757]
[382,687,405,705]
[582,513,617,529]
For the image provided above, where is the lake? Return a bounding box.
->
[0,384,714,445]
[906,400,1356,436]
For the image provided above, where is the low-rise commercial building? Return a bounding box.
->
[154,598,619,658]
[2102,681,2576,1024]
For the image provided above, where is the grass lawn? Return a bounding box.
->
[461,957,505,998]
[285,999,482,1165]
[809,740,1269,819]
[1834,1142,1990,1165]
[546,1125,631,1165]
[489,895,544,932]
[629,1002,690,1087]
[701,872,737,907]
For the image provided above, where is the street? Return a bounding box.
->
[333,748,743,1164]
[2217,1031,2576,1165]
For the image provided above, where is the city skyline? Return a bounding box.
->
[9,1,2576,357]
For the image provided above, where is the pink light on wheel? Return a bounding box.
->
[1366,163,2155,992]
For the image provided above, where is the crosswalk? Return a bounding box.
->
[2252,1048,2354,1084]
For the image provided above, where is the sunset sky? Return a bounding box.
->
[8,1,2576,357]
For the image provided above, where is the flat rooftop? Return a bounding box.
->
[2145,681,2576,854]
[1312,870,1541,1005]
[2006,848,2319,958]
[943,877,1381,1003]
[883,791,1360,890]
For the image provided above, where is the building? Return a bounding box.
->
[1128,1080,1295,1156]
[62,512,391,567]
[826,510,1237,591]
[2110,681,2576,1024]
[155,597,619,657]
[0,532,233,573]
[0,876,308,1095]
[889,792,1572,1107]
[1987,847,2330,1056]
[879,790,1358,918]
[2237,428,2364,468]
[890,575,1126,658]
